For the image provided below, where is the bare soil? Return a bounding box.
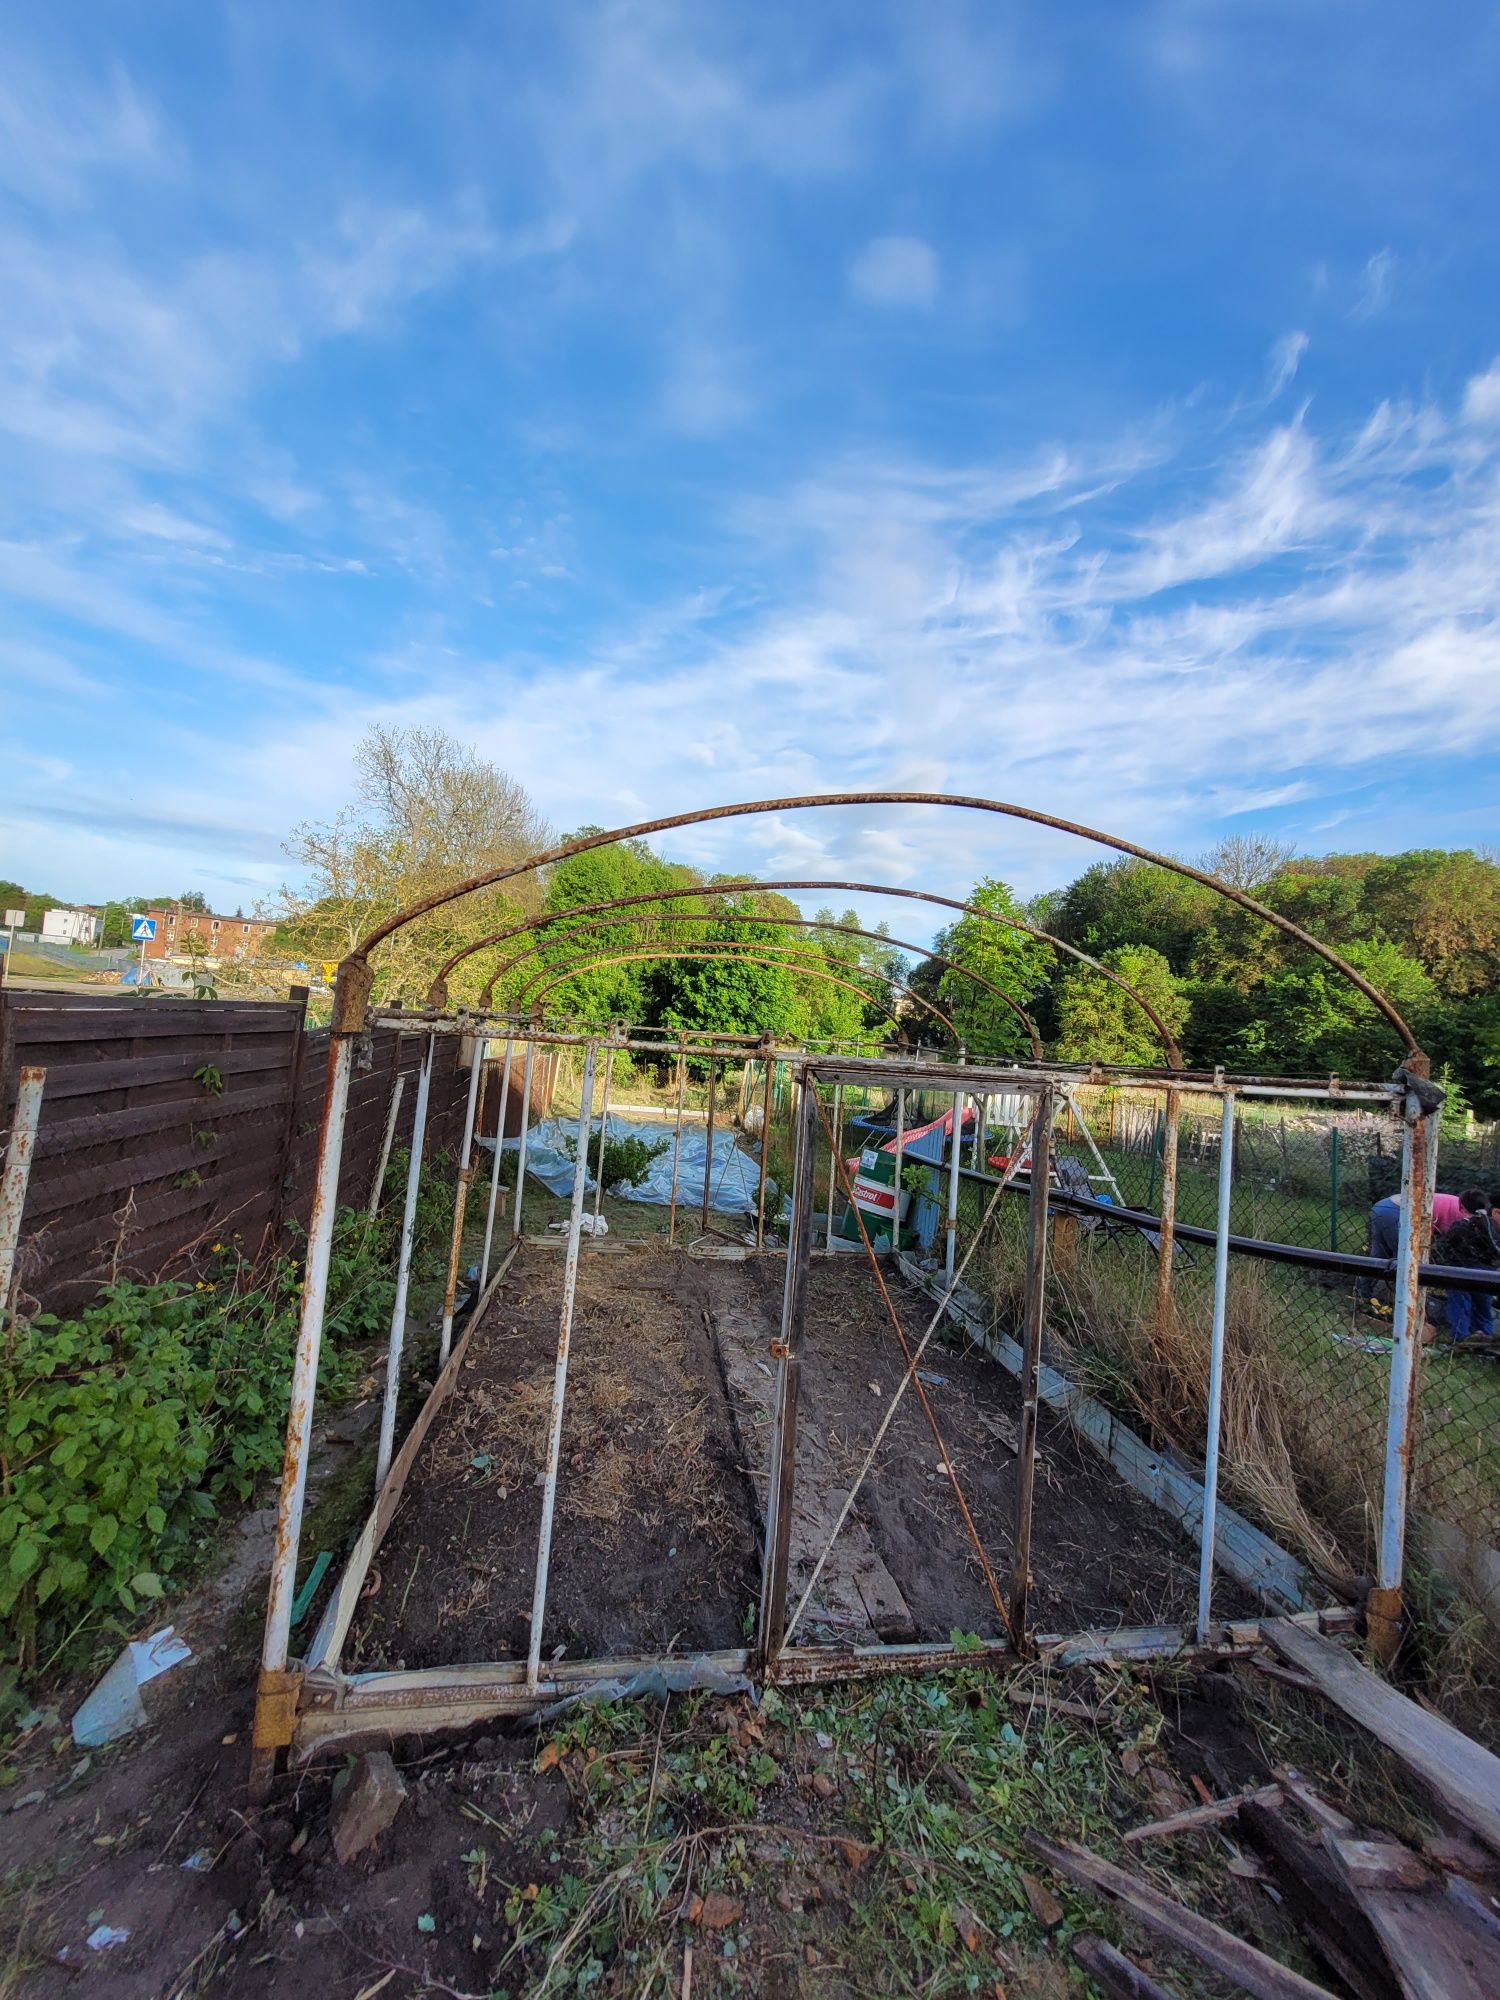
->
[349,1245,1217,1674]
[349,1247,763,1671]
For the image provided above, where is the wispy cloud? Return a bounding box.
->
[1266,330,1308,399]
[1352,247,1396,321]
[849,235,940,310]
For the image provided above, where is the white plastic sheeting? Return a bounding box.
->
[480,1113,771,1216]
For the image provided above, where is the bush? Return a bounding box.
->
[565,1129,669,1192]
[0,1208,390,1677]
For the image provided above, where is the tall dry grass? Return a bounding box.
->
[978,1222,1376,1589]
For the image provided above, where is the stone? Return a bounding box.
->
[330,1751,408,1864]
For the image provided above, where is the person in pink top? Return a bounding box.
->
[1358,1186,1467,1307]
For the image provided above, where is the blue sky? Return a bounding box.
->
[2,1,1499,929]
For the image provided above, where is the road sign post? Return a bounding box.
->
[130,914,157,987]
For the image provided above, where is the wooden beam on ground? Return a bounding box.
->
[1072,1932,1183,2000]
[1321,1829,1500,2000]
[1260,1618,1500,1857]
[1238,1802,1401,2000]
[1025,1829,1337,2000]
[1124,1783,1284,1844]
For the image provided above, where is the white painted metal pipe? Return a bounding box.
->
[0,1067,45,1320]
[259,1035,353,1682]
[1197,1091,1237,1641]
[591,1046,614,1228]
[526,1040,598,1691]
[438,1035,486,1366]
[367,1072,405,1216]
[478,1037,514,1290]
[375,1031,435,1492]
[944,1092,964,1284]
[510,1044,535,1242]
[825,1082,841,1255]
[891,1087,905,1258]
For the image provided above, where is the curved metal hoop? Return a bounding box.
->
[483,911,1043,1059]
[524,944,959,1043]
[345,791,1418,1057]
[424,876,1179,1065]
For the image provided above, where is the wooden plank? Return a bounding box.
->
[1239,1802,1399,2000]
[26,1042,291,1100]
[1124,1783,1284,1843]
[1072,1933,1184,2000]
[6,1005,301,1044]
[1322,1828,1500,2000]
[30,1083,289,1158]
[1026,1829,1337,2000]
[1261,1619,1500,1856]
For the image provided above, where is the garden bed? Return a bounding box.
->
[347,1244,1219,1674]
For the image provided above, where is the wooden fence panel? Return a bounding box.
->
[0,993,471,1315]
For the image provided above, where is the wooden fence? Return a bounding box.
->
[0,990,475,1315]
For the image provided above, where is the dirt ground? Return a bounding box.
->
[349,1247,764,1671]
[348,1244,1216,1678]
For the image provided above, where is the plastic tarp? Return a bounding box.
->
[480,1113,771,1216]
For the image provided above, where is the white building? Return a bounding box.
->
[41,907,102,946]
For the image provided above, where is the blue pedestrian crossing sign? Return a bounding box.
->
[130,915,157,942]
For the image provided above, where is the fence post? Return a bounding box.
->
[0,1066,45,1324]
[1197,1091,1237,1641]
[268,986,309,1253]
[759,1068,817,1664]
[1155,1086,1181,1335]
[1010,1086,1055,1649]
[1370,1079,1440,1664]
[1329,1126,1341,1253]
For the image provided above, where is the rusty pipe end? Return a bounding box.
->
[332,956,375,1035]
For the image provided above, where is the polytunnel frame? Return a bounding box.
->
[249,793,1431,1795]
[425,874,1187,1066]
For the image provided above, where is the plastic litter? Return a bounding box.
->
[87,1926,130,1950]
[180,1849,215,1872]
[71,1626,193,1748]
[290,1551,332,1628]
[549,1213,608,1236]
[536,1654,751,1722]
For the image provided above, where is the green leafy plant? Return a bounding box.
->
[564,1130,668,1193]
[192,1064,224,1095]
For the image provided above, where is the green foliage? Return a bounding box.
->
[566,1129,669,1192]
[193,1064,224,1095]
[1051,945,1189,1065]
[931,876,1050,1059]
[1228,937,1436,1079]
[0,1203,401,1677]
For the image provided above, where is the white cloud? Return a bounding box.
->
[0,54,167,202]
[849,234,940,310]
[1352,247,1396,321]
[1462,360,1500,427]
[1266,330,1308,399]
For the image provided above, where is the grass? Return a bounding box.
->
[479,1664,1294,1998]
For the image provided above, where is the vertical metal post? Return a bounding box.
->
[759,1070,818,1664]
[251,1031,354,1802]
[510,1043,535,1242]
[944,1091,964,1284]
[368,1072,406,1216]
[824,1082,842,1255]
[1371,1082,1439,1662]
[667,1047,686,1247]
[438,1032,486,1366]
[374,1031,435,1493]
[591,1047,614,1229]
[478,1037,513,1290]
[0,1066,45,1320]
[701,1058,717,1233]
[1197,1091,1238,1642]
[755,1057,775,1249]
[526,1041,598,1692]
[1010,1086,1054,1649]
[1330,1126,1341,1253]
[891,1087,905,1258]
[1155,1085,1181,1335]
[973,1093,987,1172]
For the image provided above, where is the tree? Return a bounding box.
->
[1048,860,1218,974]
[1051,946,1189,1066]
[1229,940,1436,1080]
[280,726,550,999]
[931,876,1050,1058]
[1198,833,1296,891]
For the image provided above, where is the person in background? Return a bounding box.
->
[1358,1185,1468,1310]
[1435,1190,1499,1343]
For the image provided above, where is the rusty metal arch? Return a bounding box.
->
[343,792,1419,1059]
[524,943,959,1043]
[478,911,1043,1059]
[423,877,1180,1066]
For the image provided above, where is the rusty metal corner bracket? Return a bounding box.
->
[252,1665,304,1750]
